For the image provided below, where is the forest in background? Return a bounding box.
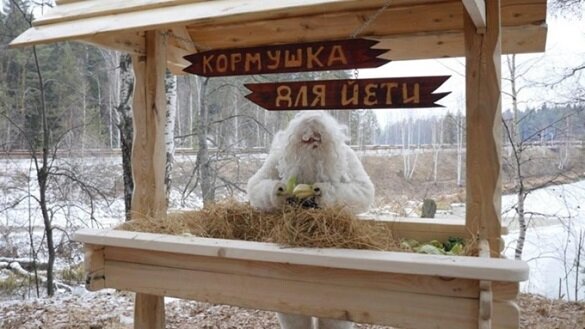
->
[2,1,584,155]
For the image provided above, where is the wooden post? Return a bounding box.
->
[130,30,168,329]
[464,0,502,257]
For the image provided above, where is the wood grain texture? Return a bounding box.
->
[464,0,503,256]
[134,293,165,329]
[106,260,481,329]
[10,0,546,59]
[84,244,105,291]
[463,0,487,28]
[184,39,388,77]
[130,31,168,219]
[73,228,529,282]
[104,246,481,298]
[36,0,207,27]
[81,31,146,56]
[244,76,450,111]
[130,30,168,329]
[493,300,521,329]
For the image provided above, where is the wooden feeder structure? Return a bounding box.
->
[11,0,547,328]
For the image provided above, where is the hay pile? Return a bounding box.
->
[118,200,401,251]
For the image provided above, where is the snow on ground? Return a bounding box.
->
[2,153,585,302]
[502,180,585,301]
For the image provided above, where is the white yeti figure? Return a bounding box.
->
[247,111,375,329]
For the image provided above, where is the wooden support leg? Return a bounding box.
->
[130,29,168,329]
[135,294,165,329]
[464,0,502,257]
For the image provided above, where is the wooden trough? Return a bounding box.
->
[76,222,526,329]
[11,0,547,328]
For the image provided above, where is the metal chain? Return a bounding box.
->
[350,0,393,39]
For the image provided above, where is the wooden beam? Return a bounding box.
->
[54,0,82,4]
[74,229,529,282]
[130,30,168,329]
[462,0,486,29]
[11,0,545,51]
[69,24,544,66]
[166,27,196,74]
[106,260,481,329]
[105,246,482,298]
[36,0,207,27]
[464,0,503,256]
[81,31,146,56]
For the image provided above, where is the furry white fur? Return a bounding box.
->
[247,111,374,214]
[247,111,375,329]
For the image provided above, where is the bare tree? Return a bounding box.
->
[116,54,134,221]
[165,71,177,203]
[503,53,585,260]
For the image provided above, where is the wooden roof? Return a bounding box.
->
[11,0,547,74]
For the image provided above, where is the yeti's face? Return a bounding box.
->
[297,119,326,150]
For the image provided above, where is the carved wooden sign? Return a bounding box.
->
[183,38,389,77]
[244,76,450,111]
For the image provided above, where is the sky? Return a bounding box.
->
[360,13,585,125]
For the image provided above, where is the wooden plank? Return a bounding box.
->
[186,2,463,48]
[36,0,208,27]
[244,76,450,111]
[54,0,83,4]
[360,216,509,242]
[73,229,529,282]
[375,23,546,60]
[105,260,481,329]
[184,0,543,49]
[168,26,196,52]
[69,23,544,67]
[105,246,481,298]
[64,23,546,64]
[130,30,168,329]
[81,32,146,56]
[84,244,105,291]
[167,45,191,75]
[463,0,486,29]
[464,0,503,255]
[492,281,518,301]
[10,0,545,51]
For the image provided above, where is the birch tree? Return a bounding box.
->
[165,71,177,203]
[116,54,134,221]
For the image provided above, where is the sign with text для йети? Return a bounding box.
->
[244,77,450,111]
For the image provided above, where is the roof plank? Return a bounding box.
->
[11,0,546,64]
[35,0,208,27]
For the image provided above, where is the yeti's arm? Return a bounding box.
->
[316,147,374,213]
[247,152,285,211]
